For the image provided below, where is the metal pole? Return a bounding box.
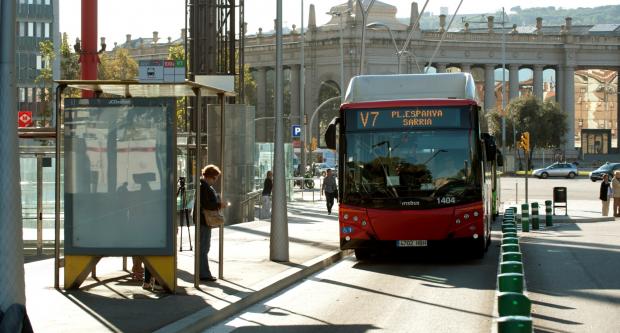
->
[80,0,97,98]
[300,0,306,174]
[37,155,43,256]
[501,8,507,165]
[271,0,289,262]
[339,13,344,103]
[218,93,225,278]
[0,0,27,306]
[357,0,376,75]
[54,85,64,289]
[193,88,202,288]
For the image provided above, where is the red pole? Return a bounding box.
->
[80,0,98,97]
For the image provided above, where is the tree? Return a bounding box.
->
[168,45,188,131]
[60,33,80,80]
[59,33,82,98]
[490,95,567,167]
[98,48,138,80]
[34,40,55,126]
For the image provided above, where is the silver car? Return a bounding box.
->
[532,162,578,179]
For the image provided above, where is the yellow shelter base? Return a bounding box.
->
[143,256,176,293]
[64,255,101,289]
[63,255,176,293]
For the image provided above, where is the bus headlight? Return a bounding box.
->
[353,216,359,222]
[343,213,349,220]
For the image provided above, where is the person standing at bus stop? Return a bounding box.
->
[612,171,620,217]
[600,173,612,216]
[261,170,273,219]
[196,164,226,282]
[321,169,338,215]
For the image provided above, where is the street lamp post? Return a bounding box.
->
[300,0,306,173]
[357,0,376,75]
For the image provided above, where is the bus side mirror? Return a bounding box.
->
[481,133,497,162]
[325,117,339,150]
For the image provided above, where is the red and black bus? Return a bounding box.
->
[325,73,500,259]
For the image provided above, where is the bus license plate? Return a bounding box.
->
[397,240,427,247]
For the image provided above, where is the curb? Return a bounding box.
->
[155,249,350,333]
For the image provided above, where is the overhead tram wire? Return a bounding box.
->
[424,0,464,73]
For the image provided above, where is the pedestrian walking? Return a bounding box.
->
[612,171,620,217]
[600,173,612,216]
[321,169,338,215]
[261,170,273,219]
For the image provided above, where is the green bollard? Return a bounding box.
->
[502,237,519,245]
[497,315,533,333]
[531,202,539,230]
[498,273,524,293]
[498,292,531,317]
[521,204,530,232]
[502,222,516,231]
[545,200,553,226]
[500,261,524,274]
[503,232,518,239]
[502,244,520,253]
[502,252,522,262]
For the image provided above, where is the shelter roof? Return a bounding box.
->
[55,80,235,98]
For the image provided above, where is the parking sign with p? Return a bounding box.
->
[292,125,301,137]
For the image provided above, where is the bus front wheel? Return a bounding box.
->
[471,236,488,259]
[354,248,372,261]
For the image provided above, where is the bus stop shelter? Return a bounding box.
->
[53,80,234,292]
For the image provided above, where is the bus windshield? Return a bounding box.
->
[343,129,482,209]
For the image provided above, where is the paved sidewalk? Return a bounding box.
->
[23,194,613,332]
[501,199,616,223]
[24,194,341,333]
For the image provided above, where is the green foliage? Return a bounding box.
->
[60,33,80,80]
[98,48,138,80]
[504,95,566,154]
[168,45,188,131]
[34,40,55,125]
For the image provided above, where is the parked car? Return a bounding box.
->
[589,162,620,182]
[532,162,578,179]
[314,162,337,177]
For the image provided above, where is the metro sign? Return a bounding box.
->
[18,111,32,128]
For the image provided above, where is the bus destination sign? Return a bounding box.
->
[348,107,468,131]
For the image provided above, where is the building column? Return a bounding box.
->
[255,66,268,142]
[484,64,497,112]
[563,65,575,151]
[555,65,563,106]
[461,63,471,73]
[290,64,301,128]
[509,64,520,101]
[436,63,447,73]
[533,64,544,100]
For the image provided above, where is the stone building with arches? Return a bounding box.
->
[244,0,619,161]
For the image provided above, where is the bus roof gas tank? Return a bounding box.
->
[344,73,478,104]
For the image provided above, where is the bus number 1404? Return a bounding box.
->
[437,197,456,204]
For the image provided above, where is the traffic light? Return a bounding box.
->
[311,137,318,151]
[520,132,530,152]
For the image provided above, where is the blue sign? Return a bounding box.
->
[292,125,301,137]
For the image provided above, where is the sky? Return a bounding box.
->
[59,0,619,46]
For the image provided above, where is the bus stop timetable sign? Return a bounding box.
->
[139,60,186,83]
